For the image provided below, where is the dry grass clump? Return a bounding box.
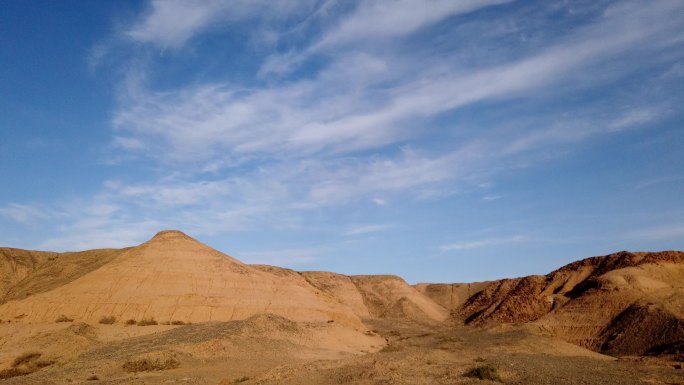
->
[137,318,158,326]
[122,357,179,373]
[463,364,502,382]
[379,344,402,353]
[171,320,189,325]
[125,319,136,325]
[0,352,54,379]
[219,377,250,385]
[55,315,74,323]
[86,374,99,380]
[99,316,116,324]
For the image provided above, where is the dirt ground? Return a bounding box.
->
[1,317,682,385]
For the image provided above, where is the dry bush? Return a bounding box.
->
[137,318,158,326]
[55,315,74,323]
[12,352,42,367]
[0,352,54,379]
[122,357,179,372]
[99,316,116,324]
[86,374,99,380]
[171,320,188,325]
[125,319,136,325]
[379,344,402,353]
[463,365,502,382]
[0,367,30,379]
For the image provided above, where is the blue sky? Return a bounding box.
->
[1,0,683,283]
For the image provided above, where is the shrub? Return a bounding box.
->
[86,374,99,380]
[122,357,179,372]
[137,318,158,326]
[125,319,136,325]
[55,315,74,323]
[171,320,188,325]
[379,344,402,353]
[99,316,116,325]
[463,365,502,382]
[0,367,29,379]
[0,352,54,379]
[12,352,42,367]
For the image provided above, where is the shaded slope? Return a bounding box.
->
[414,281,490,311]
[350,275,448,322]
[452,251,684,355]
[456,251,684,325]
[0,248,56,300]
[1,248,124,304]
[301,271,371,318]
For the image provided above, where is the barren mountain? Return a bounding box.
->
[0,231,365,330]
[0,231,682,384]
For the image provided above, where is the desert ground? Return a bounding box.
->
[1,230,682,384]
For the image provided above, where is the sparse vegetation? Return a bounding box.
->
[137,318,158,326]
[86,374,99,380]
[463,364,502,382]
[125,319,136,325]
[474,356,487,362]
[55,314,74,323]
[0,352,54,379]
[99,316,116,324]
[13,352,43,367]
[233,376,250,383]
[171,320,188,325]
[122,357,180,372]
[379,344,402,353]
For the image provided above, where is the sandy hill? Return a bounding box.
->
[0,231,364,330]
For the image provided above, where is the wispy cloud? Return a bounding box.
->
[0,203,54,224]
[114,0,682,166]
[238,247,321,266]
[343,224,393,236]
[125,0,318,49]
[440,235,528,251]
[626,224,684,241]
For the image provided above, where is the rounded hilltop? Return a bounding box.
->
[149,230,192,241]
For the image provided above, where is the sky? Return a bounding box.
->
[1,0,683,283]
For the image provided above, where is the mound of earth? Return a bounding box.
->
[350,275,448,322]
[301,271,371,318]
[0,231,364,329]
[413,281,490,311]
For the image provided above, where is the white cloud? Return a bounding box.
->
[343,224,392,236]
[0,203,53,224]
[238,247,320,266]
[626,224,684,241]
[440,235,528,251]
[314,0,511,49]
[372,198,388,206]
[114,0,682,165]
[126,0,318,49]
